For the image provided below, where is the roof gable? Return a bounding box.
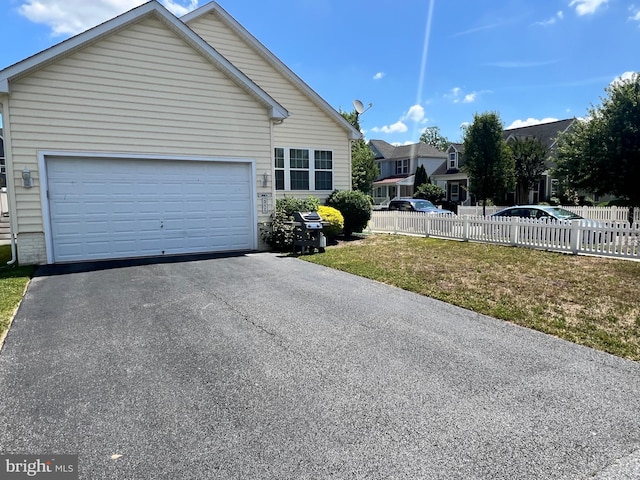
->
[369,139,446,160]
[503,119,574,149]
[182,2,360,140]
[0,1,288,120]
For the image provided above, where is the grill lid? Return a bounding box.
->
[294,211,323,222]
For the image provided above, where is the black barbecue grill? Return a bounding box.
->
[292,211,327,253]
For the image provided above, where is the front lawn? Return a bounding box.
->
[303,235,640,362]
[0,245,35,343]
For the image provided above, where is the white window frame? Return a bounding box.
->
[449,152,458,169]
[274,147,334,191]
[395,159,409,175]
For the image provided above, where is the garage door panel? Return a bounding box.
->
[47,157,254,262]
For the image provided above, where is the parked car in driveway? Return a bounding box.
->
[387,198,455,215]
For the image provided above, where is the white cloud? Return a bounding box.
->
[629,6,640,23]
[569,0,608,16]
[535,11,564,26]
[370,121,408,134]
[18,0,199,36]
[446,87,481,104]
[373,72,385,80]
[403,104,426,122]
[463,93,477,103]
[611,71,637,86]
[506,117,559,129]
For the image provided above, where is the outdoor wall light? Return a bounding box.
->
[262,171,269,187]
[22,167,33,188]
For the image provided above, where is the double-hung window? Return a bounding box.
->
[274,147,333,191]
[449,152,458,169]
[314,150,333,191]
[395,159,409,175]
[289,148,309,190]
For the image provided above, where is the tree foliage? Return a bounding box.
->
[414,183,445,204]
[419,126,450,151]
[413,165,428,194]
[555,73,640,214]
[462,112,514,213]
[340,109,379,194]
[508,137,548,205]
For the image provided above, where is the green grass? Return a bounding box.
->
[0,245,35,343]
[304,235,640,362]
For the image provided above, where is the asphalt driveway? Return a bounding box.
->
[1,253,639,479]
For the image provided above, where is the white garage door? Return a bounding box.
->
[46,156,255,263]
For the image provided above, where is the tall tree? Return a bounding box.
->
[413,165,428,194]
[508,137,548,205]
[419,126,450,151]
[555,73,640,221]
[340,109,379,194]
[462,112,514,214]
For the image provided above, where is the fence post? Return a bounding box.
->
[570,220,580,254]
[425,216,431,238]
[463,215,469,241]
[510,217,519,246]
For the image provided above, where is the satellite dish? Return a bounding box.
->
[353,99,365,114]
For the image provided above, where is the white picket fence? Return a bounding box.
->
[367,211,640,259]
[458,205,640,223]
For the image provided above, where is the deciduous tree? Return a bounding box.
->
[462,112,514,214]
[340,109,379,194]
[555,73,640,221]
[508,137,548,205]
[419,126,450,151]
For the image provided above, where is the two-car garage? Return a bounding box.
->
[44,156,255,263]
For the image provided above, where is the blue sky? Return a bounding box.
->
[1,0,638,144]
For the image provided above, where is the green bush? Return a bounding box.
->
[317,205,343,237]
[326,190,372,236]
[414,183,445,204]
[261,196,320,250]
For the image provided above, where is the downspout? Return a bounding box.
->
[0,95,17,265]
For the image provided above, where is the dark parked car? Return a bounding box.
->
[387,198,454,215]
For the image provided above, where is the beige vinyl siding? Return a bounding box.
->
[8,17,273,232]
[187,13,351,199]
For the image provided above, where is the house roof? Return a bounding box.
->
[369,139,447,160]
[181,2,361,141]
[0,1,289,121]
[503,118,574,149]
[447,143,464,154]
[372,175,411,186]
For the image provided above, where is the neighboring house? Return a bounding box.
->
[431,119,575,207]
[503,118,574,204]
[370,139,447,205]
[0,1,359,265]
[431,143,467,205]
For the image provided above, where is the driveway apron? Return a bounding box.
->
[1,253,639,479]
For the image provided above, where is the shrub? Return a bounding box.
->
[326,190,372,236]
[317,205,343,238]
[261,196,320,250]
[414,183,445,204]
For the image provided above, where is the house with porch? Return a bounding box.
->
[369,139,447,206]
